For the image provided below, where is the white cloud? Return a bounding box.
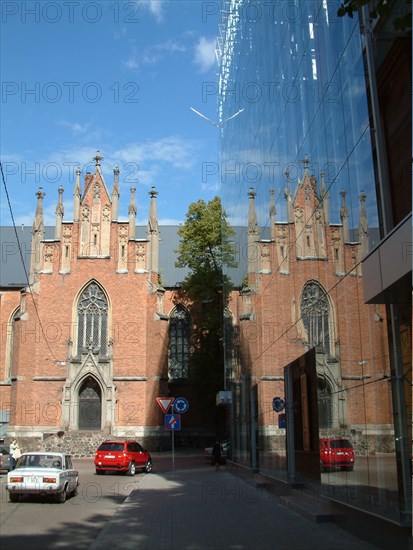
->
[201,181,220,193]
[158,216,185,225]
[194,36,216,72]
[140,0,164,23]
[58,120,90,135]
[112,136,198,170]
[122,45,139,70]
[142,39,186,64]
[2,135,200,224]
[114,26,127,40]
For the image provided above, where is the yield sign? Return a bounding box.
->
[156,397,174,414]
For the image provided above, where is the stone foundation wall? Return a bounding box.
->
[258,430,396,455]
[4,431,171,458]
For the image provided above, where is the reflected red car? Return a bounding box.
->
[320,438,355,472]
[94,441,153,476]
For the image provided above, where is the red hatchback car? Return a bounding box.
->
[320,438,355,472]
[94,441,153,476]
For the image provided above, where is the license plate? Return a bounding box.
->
[104,455,115,459]
[30,475,38,482]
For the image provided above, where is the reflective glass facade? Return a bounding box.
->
[218,0,410,531]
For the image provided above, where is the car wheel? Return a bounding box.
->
[9,494,19,503]
[127,461,136,476]
[144,459,153,473]
[96,469,105,475]
[57,487,67,503]
[71,482,79,497]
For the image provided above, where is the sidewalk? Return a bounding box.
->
[89,464,378,550]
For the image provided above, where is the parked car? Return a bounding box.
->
[320,438,355,472]
[94,440,153,476]
[0,445,11,472]
[6,452,79,503]
[204,441,230,464]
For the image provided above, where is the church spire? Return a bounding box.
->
[30,187,45,283]
[55,185,64,240]
[147,186,159,235]
[111,166,120,221]
[147,186,159,275]
[300,154,309,178]
[358,191,369,256]
[73,168,82,222]
[320,171,330,225]
[247,187,260,275]
[128,186,137,238]
[93,150,103,173]
[269,188,276,240]
[33,187,45,236]
[284,168,293,222]
[248,187,259,235]
[340,190,350,242]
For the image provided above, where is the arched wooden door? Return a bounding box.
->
[78,377,101,430]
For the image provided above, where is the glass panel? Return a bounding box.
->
[219,0,403,524]
[168,307,190,379]
[98,443,124,452]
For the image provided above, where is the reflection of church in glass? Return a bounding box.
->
[229,163,390,455]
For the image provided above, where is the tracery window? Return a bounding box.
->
[168,306,190,379]
[318,377,333,429]
[301,281,331,354]
[77,282,108,356]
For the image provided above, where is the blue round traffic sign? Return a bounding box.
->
[272,396,285,413]
[173,397,189,413]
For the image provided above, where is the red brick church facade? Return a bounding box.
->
[0,155,391,455]
[1,155,179,450]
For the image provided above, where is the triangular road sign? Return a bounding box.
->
[156,397,174,414]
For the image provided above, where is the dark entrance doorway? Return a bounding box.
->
[78,377,101,430]
[284,348,320,481]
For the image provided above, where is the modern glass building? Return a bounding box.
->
[217,1,411,546]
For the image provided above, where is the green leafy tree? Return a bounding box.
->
[175,197,237,412]
[337,0,411,31]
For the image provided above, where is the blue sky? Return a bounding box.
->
[1,0,221,227]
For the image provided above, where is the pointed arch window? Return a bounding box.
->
[301,281,331,354]
[5,308,20,381]
[77,282,108,356]
[318,377,333,429]
[168,306,190,379]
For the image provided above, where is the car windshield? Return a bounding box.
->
[330,440,353,449]
[98,443,124,452]
[17,455,62,468]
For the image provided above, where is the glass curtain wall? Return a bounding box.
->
[218,0,404,524]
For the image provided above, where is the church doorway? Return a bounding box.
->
[78,377,102,430]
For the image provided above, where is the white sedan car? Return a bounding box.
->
[6,452,79,503]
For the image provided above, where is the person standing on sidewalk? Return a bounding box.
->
[10,439,21,471]
[212,440,221,471]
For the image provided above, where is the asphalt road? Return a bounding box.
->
[0,451,400,548]
[0,452,209,549]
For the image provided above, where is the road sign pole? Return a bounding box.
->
[171,401,175,472]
